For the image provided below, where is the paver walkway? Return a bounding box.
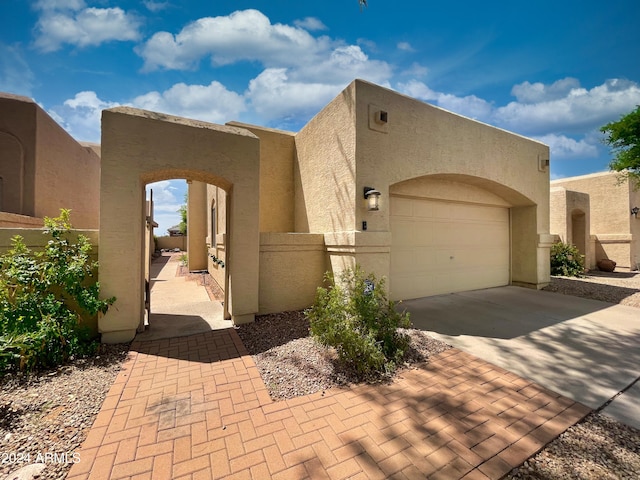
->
[67,329,591,480]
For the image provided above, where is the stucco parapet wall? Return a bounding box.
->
[226,121,296,137]
[107,107,259,140]
[260,233,325,252]
[324,232,392,254]
[595,234,633,243]
[0,213,44,228]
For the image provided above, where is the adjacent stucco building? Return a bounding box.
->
[0,92,101,229]
[551,172,640,270]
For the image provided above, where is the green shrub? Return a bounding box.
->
[550,242,585,277]
[0,210,115,374]
[305,266,411,377]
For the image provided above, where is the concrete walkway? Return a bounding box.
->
[67,329,590,480]
[402,286,640,430]
[135,254,231,342]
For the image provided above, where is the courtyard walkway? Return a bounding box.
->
[67,329,591,480]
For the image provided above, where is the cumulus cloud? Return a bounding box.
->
[246,69,342,122]
[132,81,246,124]
[48,91,119,142]
[293,17,327,31]
[33,1,141,52]
[511,77,581,104]
[136,9,332,71]
[495,78,640,135]
[534,134,599,159]
[146,180,178,204]
[397,80,493,120]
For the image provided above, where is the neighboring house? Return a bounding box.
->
[0,92,100,229]
[167,225,184,236]
[1,81,553,343]
[551,172,640,271]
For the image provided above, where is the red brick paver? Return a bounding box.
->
[67,329,591,479]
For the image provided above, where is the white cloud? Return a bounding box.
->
[143,1,170,12]
[137,9,332,71]
[495,78,640,135]
[34,2,141,52]
[48,91,119,142]
[511,77,581,104]
[146,180,177,204]
[397,42,414,52]
[246,69,341,122]
[132,81,246,124]
[534,133,599,159]
[293,17,327,31]
[397,80,493,120]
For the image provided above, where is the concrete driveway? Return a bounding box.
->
[402,286,640,429]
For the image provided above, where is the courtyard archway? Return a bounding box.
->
[98,107,260,343]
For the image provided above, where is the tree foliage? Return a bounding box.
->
[178,193,187,235]
[600,105,640,186]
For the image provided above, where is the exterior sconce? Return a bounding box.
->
[364,187,381,211]
[632,206,639,218]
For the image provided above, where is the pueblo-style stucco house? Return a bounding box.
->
[1,80,553,344]
[551,172,640,271]
[0,92,100,229]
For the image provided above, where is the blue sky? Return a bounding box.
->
[2,0,639,235]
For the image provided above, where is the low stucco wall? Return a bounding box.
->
[156,235,186,251]
[0,212,44,228]
[258,233,326,314]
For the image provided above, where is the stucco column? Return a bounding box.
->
[187,180,208,271]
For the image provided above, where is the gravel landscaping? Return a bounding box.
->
[0,270,638,479]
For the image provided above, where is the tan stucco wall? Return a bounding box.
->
[295,80,550,294]
[34,107,100,229]
[258,233,326,313]
[552,172,637,269]
[187,180,208,271]
[294,84,357,233]
[0,212,43,228]
[550,187,592,267]
[0,93,37,216]
[0,93,100,229]
[99,107,260,343]
[206,184,227,300]
[156,235,186,251]
[227,122,296,233]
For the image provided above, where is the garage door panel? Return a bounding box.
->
[390,196,510,301]
[390,196,413,217]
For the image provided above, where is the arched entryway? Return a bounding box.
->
[570,209,587,259]
[98,107,260,343]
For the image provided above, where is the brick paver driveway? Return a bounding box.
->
[67,329,590,480]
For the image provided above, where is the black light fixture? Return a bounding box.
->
[364,187,381,211]
[632,206,639,218]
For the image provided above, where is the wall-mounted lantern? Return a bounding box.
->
[632,206,639,218]
[364,186,381,211]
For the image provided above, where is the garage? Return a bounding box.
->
[390,195,510,300]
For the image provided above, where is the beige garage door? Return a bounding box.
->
[390,196,510,300]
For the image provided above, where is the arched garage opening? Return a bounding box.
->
[389,174,537,301]
[98,107,260,343]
